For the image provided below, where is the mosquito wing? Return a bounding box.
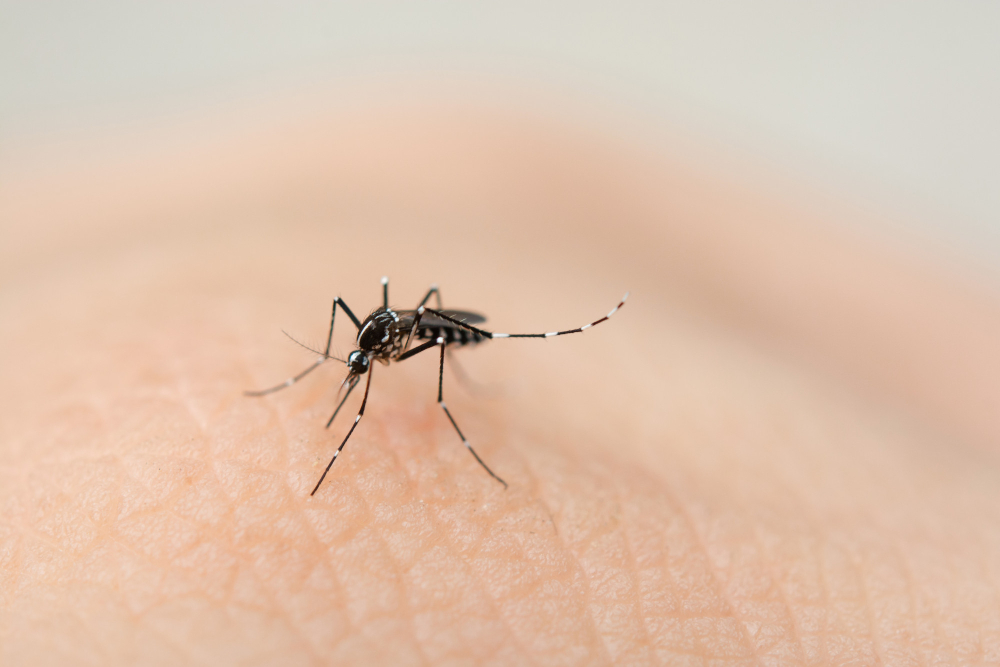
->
[395,309,486,330]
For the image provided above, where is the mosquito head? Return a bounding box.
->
[347,350,370,375]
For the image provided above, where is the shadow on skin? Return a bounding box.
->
[1,96,999,665]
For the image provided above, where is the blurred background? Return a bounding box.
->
[2,2,999,457]
[3,1,999,266]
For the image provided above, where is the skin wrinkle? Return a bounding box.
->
[749,520,807,664]
[612,482,655,664]
[589,480,660,663]
[415,411,581,662]
[905,529,969,663]
[813,533,832,667]
[804,536,833,665]
[4,99,1000,665]
[834,534,885,665]
[971,557,996,663]
[844,540,884,649]
[162,382,245,622]
[537,466,624,667]
[425,470,545,666]
[475,495,601,665]
[921,548,956,665]
[778,526,834,662]
[274,414,365,657]
[125,471,234,614]
[363,424,464,661]
[418,506,537,665]
[145,396,307,665]
[20,463,189,662]
[753,482,862,665]
[618,477,684,662]
[575,558,618,666]
[952,548,990,663]
[339,493,428,665]
[712,509,794,660]
[523,453,613,662]
[448,440,552,655]
[298,468,394,660]
[889,544,930,665]
[250,409,346,664]
[536,444,745,663]
[654,480,762,664]
[816,523,878,660]
[341,409,529,664]
[352,422,524,665]
[891,541,926,667]
[358,511,433,663]
[981,548,1000,662]
[805,538,840,662]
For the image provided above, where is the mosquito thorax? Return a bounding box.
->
[347,350,370,375]
[356,307,401,355]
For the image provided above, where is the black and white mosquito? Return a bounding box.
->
[246,277,628,495]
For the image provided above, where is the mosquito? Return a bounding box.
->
[245,277,628,495]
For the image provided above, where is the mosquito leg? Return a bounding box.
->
[396,337,438,362]
[245,296,359,397]
[325,375,360,428]
[416,284,443,309]
[420,292,629,341]
[401,305,428,355]
[324,297,348,356]
[381,276,389,309]
[436,338,508,488]
[244,357,327,397]
[394,337,505,484]
[335,297,364,332]
[311,366,374,496]
[399,285,442,355]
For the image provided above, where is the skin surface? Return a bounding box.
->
[2,95,1000,666]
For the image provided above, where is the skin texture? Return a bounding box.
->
[2,95,1000,666]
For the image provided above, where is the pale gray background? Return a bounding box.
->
[3,2,998,268]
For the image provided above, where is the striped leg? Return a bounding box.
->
[243,355,327,397]
[244,296,361,397]
[401,284,444,354]
[311,366,374,496]
[325,375,359,428]
[436,337,508,488]
[421,292,629,341]
[417,284,443,309]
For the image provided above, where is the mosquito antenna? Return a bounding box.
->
[281,330,346,363]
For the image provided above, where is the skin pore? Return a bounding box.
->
[2,97,999,666]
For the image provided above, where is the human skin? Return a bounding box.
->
[2,96,1000,666]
